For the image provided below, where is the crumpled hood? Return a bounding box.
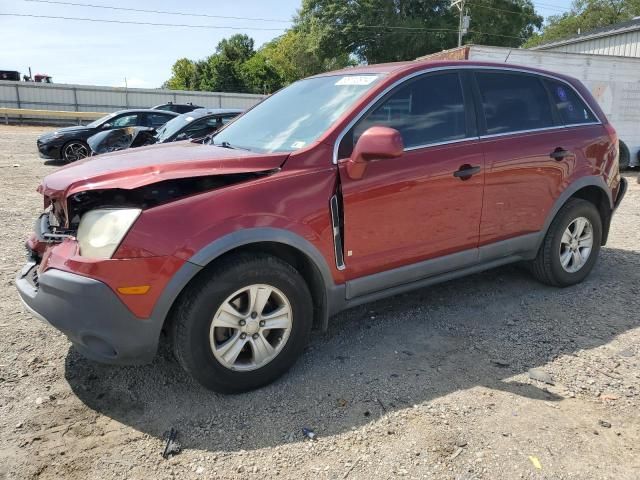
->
[39,140,289,200]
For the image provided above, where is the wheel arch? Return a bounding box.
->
[154,228,335,334]
[538,177,613,251]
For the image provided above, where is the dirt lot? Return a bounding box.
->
[0,124,639,480]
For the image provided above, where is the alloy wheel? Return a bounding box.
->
[209,284,293,371]
[63,142,89,162]
[559,216,593,273]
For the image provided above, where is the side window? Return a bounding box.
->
[221,115,236,125]
[147,113,173,127]
[475,72,554,135]
[545,79,597,125]
[110,114,138,128]
[182,118,215,139]
[346,72,467,154]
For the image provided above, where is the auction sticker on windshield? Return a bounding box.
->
[335,75,378,86]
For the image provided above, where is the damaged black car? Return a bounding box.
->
[87,108,243,155]
[36,109,178,162]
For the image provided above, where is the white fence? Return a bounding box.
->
[0,81,265,121]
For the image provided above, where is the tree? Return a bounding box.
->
[240,51,284,94]
[165,34,257,93]
[464,0,542,47]
[260,30,353,84]
[164,1,544,93]
[163,58,198,90]
[525,0,640,47]
[294,0,541,64]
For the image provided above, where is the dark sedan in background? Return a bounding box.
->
[36,109,178,162]
[87,108,242,155]
[151,102,203,114]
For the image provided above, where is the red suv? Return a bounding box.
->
[17,60,627,392]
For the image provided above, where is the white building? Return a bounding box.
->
[530,17,640,58]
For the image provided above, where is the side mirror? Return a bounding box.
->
[346,126,403,180]
[102,123,111,129]
[175,133,188,141]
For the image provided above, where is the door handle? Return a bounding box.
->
[453,164,481,180]
[550,148,573,160]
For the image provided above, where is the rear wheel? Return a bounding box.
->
[62,140,89,162]
[170,254,313,393]
[530,199,602,287]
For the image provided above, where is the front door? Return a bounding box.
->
[336,71,485,283]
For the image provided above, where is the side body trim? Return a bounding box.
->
[330,194,345,270]
[171,227,336,330]
[536,176,613,251]
[342,255,521,311]
[346,232,541,300]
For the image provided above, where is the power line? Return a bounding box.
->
[531,1,571,13]
[470,0,567,17]
[1,13,528,40]
[22,0,293,23]
[21,0,571,24]
[0,13,288,30]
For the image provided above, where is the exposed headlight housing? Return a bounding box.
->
[77,209,141,259]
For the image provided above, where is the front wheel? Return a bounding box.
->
[62,140,89,162]
[530,198,602,287]
[170,254,313,393]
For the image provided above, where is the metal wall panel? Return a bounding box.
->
[0,81,265,113]
[544,31,640,58]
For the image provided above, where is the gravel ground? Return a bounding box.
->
[1,124,639,480]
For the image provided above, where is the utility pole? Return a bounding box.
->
[451,0,470,47]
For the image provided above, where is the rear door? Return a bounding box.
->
[337,70,485,281]
[474,70,574,246]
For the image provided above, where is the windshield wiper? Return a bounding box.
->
[212,140,252,151]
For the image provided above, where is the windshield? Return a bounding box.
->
[155,113,199,142]
[87,112,117,128]
[212,74,383,153]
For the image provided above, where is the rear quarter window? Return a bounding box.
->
[545,79,597,125]
[475,71,554,135]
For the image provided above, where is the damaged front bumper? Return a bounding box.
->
[16,262,161,364]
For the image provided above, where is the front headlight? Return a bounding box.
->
[77,209,141,259]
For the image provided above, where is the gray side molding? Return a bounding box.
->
[150,228,336,333]
[188,227,334,286]
[536,176,612,251]
[185,227,336,329]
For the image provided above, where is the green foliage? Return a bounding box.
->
[295,0,541,64]
[164,1,544,93]
[162,58,198,90]
[525,0,640,47]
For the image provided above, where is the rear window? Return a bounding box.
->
[545,79,597,125]
[475,72,554,135]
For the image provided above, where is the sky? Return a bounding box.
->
[0,0,574,88]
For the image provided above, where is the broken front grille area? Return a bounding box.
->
[36,206,76,244]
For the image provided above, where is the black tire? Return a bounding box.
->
[530,198,602,287]
[619,140,630,170]
[169,254,313,393]
[61,140,90,162]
